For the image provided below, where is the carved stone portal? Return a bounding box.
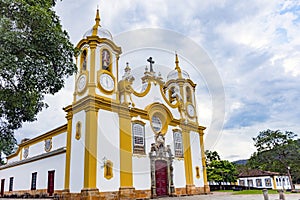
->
[149,133,175,198]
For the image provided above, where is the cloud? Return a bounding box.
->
[13,0,300,162]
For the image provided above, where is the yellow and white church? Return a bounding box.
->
[0,9,209,199]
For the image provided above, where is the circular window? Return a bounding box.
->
[151,115,162,132]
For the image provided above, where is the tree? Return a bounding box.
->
[205,150,220,165]
[248,130,300,186]
[205,150,237,189]
[207,160,237,189]
[253,129,297,152]
[0,132,16,165]
[0,0,77,159]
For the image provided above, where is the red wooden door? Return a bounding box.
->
[47,171,55,196]
[155,160,168,196]
[0,179,4,197]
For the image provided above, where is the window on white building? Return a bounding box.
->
[256,179,262,187]
[31,172,37,190]
[239,180,245,186]
[132,122,145,154]
[9,177,13,191]
[265,178,272,187]
[173,131,183,157]
[247,179,253,187]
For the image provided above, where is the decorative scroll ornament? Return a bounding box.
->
[23,147,29,159]
[44,138,52,152]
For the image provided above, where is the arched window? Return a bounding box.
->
[81,50,87,71]
[186,86,192,103]
[132,122,145,154]
[101,49,111,71]
[168,87,176,103]
[173,130,183,157]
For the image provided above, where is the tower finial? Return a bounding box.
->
[92,8,101,36]
[174,53,182,79]
[175,53,181,73]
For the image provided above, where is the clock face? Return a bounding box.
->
[77,74,87,93]
[100,73,114,91]
[187,104,195,118]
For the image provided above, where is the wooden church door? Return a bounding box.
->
[0,179,4,197]
[47,171,55,196]
[155,160,168,196]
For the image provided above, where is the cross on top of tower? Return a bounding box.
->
[147,57,155,72]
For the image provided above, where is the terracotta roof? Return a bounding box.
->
[238,169,280,178]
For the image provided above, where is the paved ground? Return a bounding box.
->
[1,192,300,200]
[160,192,300,200]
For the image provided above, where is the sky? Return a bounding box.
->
[14,0,300,161]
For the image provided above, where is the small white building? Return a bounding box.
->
[238,169,291,190]
[0,8,210,200]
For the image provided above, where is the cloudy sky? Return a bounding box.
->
[15,0,300,161]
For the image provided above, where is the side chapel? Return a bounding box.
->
[0,8,210,199]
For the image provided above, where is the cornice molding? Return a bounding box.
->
[2,148,66,170]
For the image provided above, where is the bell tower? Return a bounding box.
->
[64,8,122,199]
[74,9,121,102]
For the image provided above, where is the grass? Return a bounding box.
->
[233,190,278,195]
[214,189,291,195]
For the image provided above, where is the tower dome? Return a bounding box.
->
[83,27,113,40]
[82,9,113,41]
[167,54,190,81]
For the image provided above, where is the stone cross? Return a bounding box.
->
[147,57,155,72]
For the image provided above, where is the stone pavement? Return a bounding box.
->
[159,192,300,200]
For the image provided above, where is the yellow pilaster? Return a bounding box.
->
[83,106,98,189]
[272,176,277,190]
[181,125,194,186]
[199,128,209,191]
[119,110,133,187]
[88,42,97,96]
[64,112,73,190]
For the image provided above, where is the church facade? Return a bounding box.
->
[0,9,209,199]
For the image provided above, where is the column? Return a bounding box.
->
[119,109,135,199]
[81,105,99,199]
[64,111,73,191]
[199,128,210,193]
[181,124,195,195]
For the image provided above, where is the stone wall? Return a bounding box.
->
[2,186,208,199]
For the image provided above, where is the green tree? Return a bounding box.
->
[207,160,237,189]
[205,150,237,189]
[253,129,297,152]
[0,132,16,165]
[205,150,220,166]
[248,130,300,185]
[0,0,76,159]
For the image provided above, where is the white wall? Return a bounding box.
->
[274,175,291,190]
[0,153,65,192]
[239,176,274,189]
[97,110,120,191]
[69,110,85,193]
[7,154,20,163]
[132,156,150,190]
[52,132,67,150]
[190,131,204,187]
[25,132,67,160]
[173,159,185,187]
